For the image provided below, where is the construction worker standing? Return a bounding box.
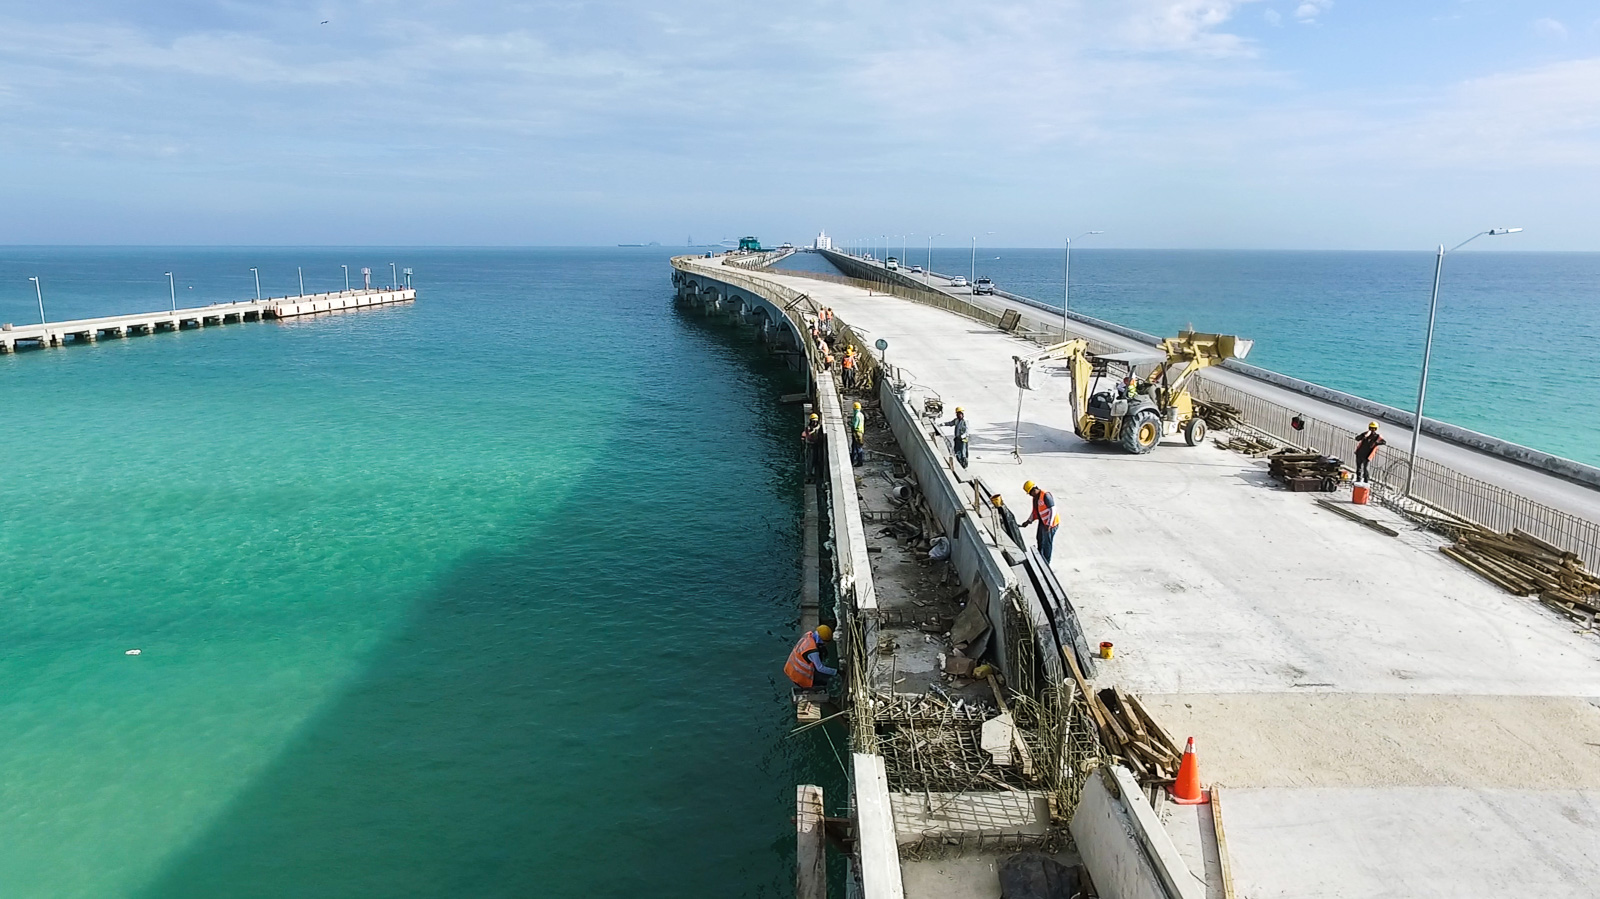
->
[841,347,857,390]
[785,624,837,688]
[850,402,866,466]
[944,406,970,468]
[801,413,824,481]
[1022,480,1061,563]
[1354,421,1386,482]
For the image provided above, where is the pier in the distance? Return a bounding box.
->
[0,287,417,354]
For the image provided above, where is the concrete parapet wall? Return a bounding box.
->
[1070,767,1203,899]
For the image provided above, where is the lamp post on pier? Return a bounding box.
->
[1404,227,1523,496]
[298,267,305,297]
[390,263,398,289]
[342,265,350,291]
[250,267,261,301]
[969,232,993,294]
[1064,231,1103,335]
[927,233,943,285]
[28,276,45,323]
[164,272,176,311]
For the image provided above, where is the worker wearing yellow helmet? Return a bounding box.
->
[800,411,824,481]
[841,344,858,389]
[943,405,970,468]
[1021,480,1061,563]
[785,624,837,689]
[850,402,867,466]
[1353,421,1386,484]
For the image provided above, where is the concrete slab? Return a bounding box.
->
[1223,787,1600,899]
[901,849,1081,899]
[890,791,1051,846]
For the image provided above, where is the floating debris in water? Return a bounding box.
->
[125,649,141,656]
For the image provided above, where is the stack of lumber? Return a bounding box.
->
[1195,400,1246,431]
[1088,687,1183,786]
[1441,527,1600,623]
[1268,451,1342,492]
[1215,434,1277,455]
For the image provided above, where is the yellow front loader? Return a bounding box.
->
[1014,331,1253,454]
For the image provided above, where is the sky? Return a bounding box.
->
[1,1,1598,249]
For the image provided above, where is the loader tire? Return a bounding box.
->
[1120,410,1162,454]
[1184,417,1208,446]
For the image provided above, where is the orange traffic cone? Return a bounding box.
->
[1169,737,1209,805]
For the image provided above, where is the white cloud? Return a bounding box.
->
[1295,1,1333,23]
[1265,9,1282,26]
[1533,18,1567,40]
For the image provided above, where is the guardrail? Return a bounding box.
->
[1193,378,1600,569]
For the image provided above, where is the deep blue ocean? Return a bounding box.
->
[782,248,1600,466]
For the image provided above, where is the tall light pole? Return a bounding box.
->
[342,264,350,291]
[1404,227,1522,495]
[28,276,44,323]
[250,267,261,301]
[298,266,305,297]
[165,272,176,311]
[969,231,994,291]
[927,233,943,284]
[390,263,398,288]
[1064,231,1104,334]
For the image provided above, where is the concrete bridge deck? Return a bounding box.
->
[0,287,416,353]
[681,254,1600,899]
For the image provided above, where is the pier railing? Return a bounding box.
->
[1193,378,1600,569]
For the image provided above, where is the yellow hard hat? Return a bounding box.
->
[955,406,965,413]
[990,493,1004,505]
[1368,421,1379,430]
[853,402,862,410]
[809,413,819,420]
[1023,480,1037,493]
[816,624,834,641]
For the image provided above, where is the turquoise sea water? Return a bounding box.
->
[785,249,1600,466]
[0,248,836,898]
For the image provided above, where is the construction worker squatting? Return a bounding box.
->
[785,624,836,689]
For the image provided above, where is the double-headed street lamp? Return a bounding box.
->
[1064,231,1104,333]
[164,272,176,311]
[1404,227,1523,495]
[28,276,44,323]
[250,267,261,301]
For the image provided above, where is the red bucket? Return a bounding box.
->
[1351,483,1371,505]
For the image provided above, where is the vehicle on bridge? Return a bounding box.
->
[973,277,995,295]
[886,257,899,271]
[738,236,762,251]
[909,265,923,274]
[949,276,968,288]
[1015,331,1253,454]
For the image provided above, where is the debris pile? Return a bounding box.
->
[1268,451,1343,492]
[1441,527,1600,624]
[1085,687,1183,786]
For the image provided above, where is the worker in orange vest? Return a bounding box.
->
[1353,421,1386,483]
[841,347,857,389]
[1022,480,1061,563]
[785,625,836,688]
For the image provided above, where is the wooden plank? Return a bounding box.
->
[1114,686,1151,744]
[797,785,827,899]
[1211,784,1238,899]
[1314,499,1400,537]
[1441,546,1529,595]
[1128,693,1183,759]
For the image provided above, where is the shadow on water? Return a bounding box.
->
[135,307,841,898]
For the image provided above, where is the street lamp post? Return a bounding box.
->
[28,276,44,323]
[298,267,305,297]
[1404,227,1523,495]
[927,234,944,284]
[165,272,176,311]
[250,267,261,301]
[342,265,350,292]
[390,263,398,288]
[1064,231,1104,335]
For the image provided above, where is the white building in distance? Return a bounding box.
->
[813,231,833,251]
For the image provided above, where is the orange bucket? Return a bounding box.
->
[1351,483,1371,505]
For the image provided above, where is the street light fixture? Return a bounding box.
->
[28,276,44,323]
[250,267,261,301]
[926,233,944,285]
[298,266,305,297]
[390,263,398,288]
[970,232,994,293]
[342,264,350,292]
[1404,227,1523,495]
[164,272,176,311]
[1064,231,1104,334]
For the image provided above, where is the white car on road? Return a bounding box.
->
[949,276,968,288]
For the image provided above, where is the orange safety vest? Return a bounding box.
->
[842,354,855,370]
[785,631,823,688]
[1033,490,1059,529]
